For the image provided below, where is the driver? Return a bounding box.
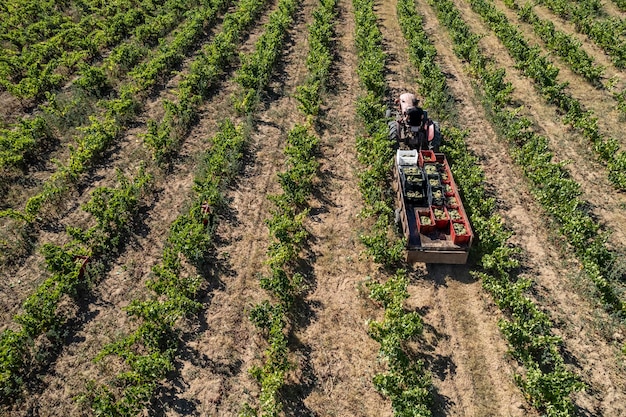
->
[399,92,424,128]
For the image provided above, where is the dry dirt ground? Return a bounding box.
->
[2,0,626,416]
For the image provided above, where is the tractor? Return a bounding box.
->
[387,92,442,151]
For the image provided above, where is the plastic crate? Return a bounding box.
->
[405,187,427,206]
[447,207,463,222]
[408,196,427,207]
[397,149,418,166]
[423,163,439,177]
[416,208,436,235]
[444,191,460,209]
[419,150,436,165]
[440,169,451,183]
[403,166,424,190]
[429,186,444,206]
[432,206,449,229]
[451,219,471,245]
[426,175,441,189]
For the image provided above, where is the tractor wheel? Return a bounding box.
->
[388,121,399,142]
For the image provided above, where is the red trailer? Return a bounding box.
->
[393,149,473,264]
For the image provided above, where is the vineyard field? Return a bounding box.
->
[1,0,625,416]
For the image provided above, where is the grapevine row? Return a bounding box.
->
[0,0,201,175]
[84,119,245,415]
[232,0,298,114]
[0,0,69,39]
[0,0,152,41]
[353,0,433,415]
[427,0,626,362]
[468,0,626,190]
[0,0,171,100]
[82,0,208,82]
[142,0,273,163]
[293,0,337,118]
[0,116,52,172]
[353,0,403,267]
[243,122,319,416]
[534,0,626,68]
[242,0,336,414]
[0,166,152,403]
[0,0,233,266]
[400,0,586,414]
[506,0,604,84]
